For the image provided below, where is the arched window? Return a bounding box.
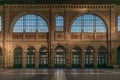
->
[14,47,22,68]
[72,47,81,68]
[39,47,48,68]
[0,16,1,31]
[71,14,106,32]
[56,16,64,31]
[26,47,35,68]
[98,46,107,68]
[13,14,48,32]
[54,45,66,68]
[85,46,94,68]
[118,16,120,31]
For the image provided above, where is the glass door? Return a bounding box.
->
[97,46,107,68]
[85,46,94,68]
[14,47,22,68]
[72,47,81,68]
[26,47,35,68]
[54,46,66,68]
[39,47,48,68]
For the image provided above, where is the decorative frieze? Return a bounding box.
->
[12,34,23,39]
[55,32,65,40]
[71,34,81,39]
[12,34,48,40]
[71,33,106,40]
[95,34,106,40]
[25,34,35,39]
[83,34,94,40]
[38,35,47,39]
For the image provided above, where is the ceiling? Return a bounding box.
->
[0,0,119,5]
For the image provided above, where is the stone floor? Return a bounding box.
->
[0,69,120,80]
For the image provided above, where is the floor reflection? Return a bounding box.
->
[51,70,67,80]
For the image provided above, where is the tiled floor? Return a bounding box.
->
[0,69,120,80]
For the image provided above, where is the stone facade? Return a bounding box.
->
[0,4,119,69]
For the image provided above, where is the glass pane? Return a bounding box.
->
[118,16,120,31]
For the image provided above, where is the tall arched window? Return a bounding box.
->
[72,47,81,68]
[13,14,48,32]
[0,16,2,31]
[117,47,120,64]
[85,46,94,68]
[71,14,106,32]
[54,45,66,68]
[56,16,64,31]
[14,47,22,68]
[39,47,48,68]
[98,46,107,68]
[118,16,120,31]
[26,47,35,68]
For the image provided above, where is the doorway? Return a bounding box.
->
[26,47,35,68]
[54,46,66,68]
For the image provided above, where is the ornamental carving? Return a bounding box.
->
[13,34,23,39]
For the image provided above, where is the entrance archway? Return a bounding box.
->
[54,45,66,68]
[14,47,22,68]
[26,47,35,68]
[39,47,48,68]
[72,47,81,68]
[85,46,94,68]
[97,46,107,68]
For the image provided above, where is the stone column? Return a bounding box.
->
[94,49,97,68]
[22,51,26,69]
[4,5,10,69]
[66,45,72,69]
[50,46,54,68]
[81,47,85,69]
[35,51,39,69]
